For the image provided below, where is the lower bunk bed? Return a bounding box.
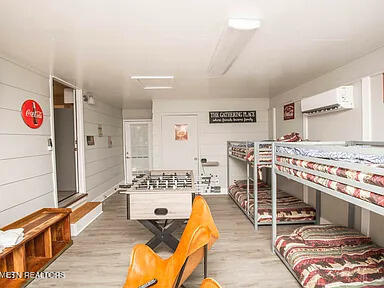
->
[274,225,384,288]
[228,180,316,225]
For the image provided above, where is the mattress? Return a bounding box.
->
[276,160,384,208]
[277,156,384,188]
[277,146,384,165]
[275,225,384,288]
[229,183,316,223]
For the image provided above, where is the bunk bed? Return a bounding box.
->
[271,141,384,288]
[227,140,317,230]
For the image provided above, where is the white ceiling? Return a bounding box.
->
[1,0,384,108]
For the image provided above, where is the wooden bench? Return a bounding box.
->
[0,208,72,288]
[70,202,102,236]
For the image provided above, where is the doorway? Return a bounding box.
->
[124,120,152,184]
[53,80,79,205]
[161,114,199,177]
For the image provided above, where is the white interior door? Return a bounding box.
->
[124,121,152,183]
[161,114,199,176]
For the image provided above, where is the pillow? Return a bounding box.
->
[293,225,371,247]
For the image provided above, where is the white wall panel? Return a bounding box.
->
[0,154,52,186]
[85,146,123,163]
[0,192,54,227]
[0,84,50,115]
[0,108,51,135]
[370,74,384,141]
[123,108,152,119]
[276,101,303,138]
[86,174,123,201]
[86,164,123,191]
[0,56,54,226]
[0,135,50,160]
[85,136,123,151]
[83,100,124,200]
[0,57,49,96]
[0,173,53,212]
[84,108,122,128]
[86,155,123,177]
[84,122,122,137]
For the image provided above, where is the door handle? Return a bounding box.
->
[193,157,198,161]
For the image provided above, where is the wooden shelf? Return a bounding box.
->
[26,256,50,272]
[0,208,72,288]
[0,278,25,288]
[52,241,71,257]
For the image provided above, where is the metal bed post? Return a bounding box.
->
[315,190,321,225]
[227,141,230,195]
[348,203,355,229]
[254,142,259,230]
[271,143,277,252]
[246,141,250,216]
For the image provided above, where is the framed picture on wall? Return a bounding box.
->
[283,102,295,120]
[87,136,95,146]
[175,124,188,141]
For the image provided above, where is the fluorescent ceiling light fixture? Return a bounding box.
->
[130,76,174,80]
[208,18,261,76]
[228,18,261,30]
[143,86,173,90]
[131,75,174,90]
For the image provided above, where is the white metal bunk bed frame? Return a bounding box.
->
[227,140,319,230]
[271,141,384,286]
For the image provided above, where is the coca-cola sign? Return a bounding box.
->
[21,100,43,129]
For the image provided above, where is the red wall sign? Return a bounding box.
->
[21,100,44,129]
[283,102,295,120]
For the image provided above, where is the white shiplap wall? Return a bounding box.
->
[0,57,55,226]
[84,101,124,200]
[152,98,270,191]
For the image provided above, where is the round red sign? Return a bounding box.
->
[21,100,44,129]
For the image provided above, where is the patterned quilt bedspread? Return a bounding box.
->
[277,146,384,165]
[229,182,316,223]
[276,156,384,207]
[275,225,384,288]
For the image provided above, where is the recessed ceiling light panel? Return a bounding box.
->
[131,75,174,90]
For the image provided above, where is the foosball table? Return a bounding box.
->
[121,170,196,251]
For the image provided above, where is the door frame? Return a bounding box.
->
[160,113,200,177]
[123,119,153,184]
[49,75,86,207]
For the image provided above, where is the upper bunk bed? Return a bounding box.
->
[227,134,318,230]
[271,141,384,288]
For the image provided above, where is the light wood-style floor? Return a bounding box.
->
[29,194,300,288]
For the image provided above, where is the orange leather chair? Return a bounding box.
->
[123,196,219,288]
[200,278,222,288]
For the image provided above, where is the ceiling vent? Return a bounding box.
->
[301,86,354,116]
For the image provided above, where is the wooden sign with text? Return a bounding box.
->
[209,111,256,124]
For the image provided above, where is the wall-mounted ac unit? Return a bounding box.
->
[301,86,354,116]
